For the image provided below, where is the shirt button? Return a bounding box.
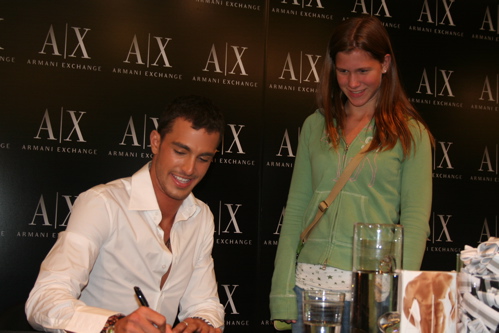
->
[162,265,167,269]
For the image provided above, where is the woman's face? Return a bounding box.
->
[335,49,390,111]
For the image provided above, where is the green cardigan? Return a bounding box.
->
[269,110,432,320]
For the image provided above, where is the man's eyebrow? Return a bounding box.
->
[172,141,216,157]
[172,141,191,152]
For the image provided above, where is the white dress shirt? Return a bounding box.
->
[26,163,224,333]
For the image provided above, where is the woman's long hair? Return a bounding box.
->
[317,15,434,156]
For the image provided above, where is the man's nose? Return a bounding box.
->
[181,157,196,175]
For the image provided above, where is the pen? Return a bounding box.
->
[134,286,150,307]
[134,286,160,329]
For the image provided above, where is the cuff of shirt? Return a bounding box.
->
[65,306,122,333]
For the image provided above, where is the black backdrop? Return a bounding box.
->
[0,0,498,331]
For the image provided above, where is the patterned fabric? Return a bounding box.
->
[192,316,213,327]
[295,263,352,300]
[101,314,125,333]
[459,238,499,332]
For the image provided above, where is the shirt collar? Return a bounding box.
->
[129,162,159,211]
[175,193,200,223]
[129,162,200,220]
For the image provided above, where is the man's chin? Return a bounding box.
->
[166,188,193,201]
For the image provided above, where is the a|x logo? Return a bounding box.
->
[35,109,87,143]
[218,203,243,235]
[221,284,239,314]
[40,25,91,59]
[431,213,453,243]
[29,194,77,228]
[222,124,245,155]
[434,142,453,170]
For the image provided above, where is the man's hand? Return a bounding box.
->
[172,317,221,333]
[114,307,172,333]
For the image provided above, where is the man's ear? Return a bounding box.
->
[150,130,161,155]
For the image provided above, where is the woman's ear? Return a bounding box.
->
[382,54,392,73]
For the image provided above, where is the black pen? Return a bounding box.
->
[134,286,150,307]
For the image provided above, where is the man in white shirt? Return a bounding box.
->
[26,95,225,333]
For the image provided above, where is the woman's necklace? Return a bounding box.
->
[343,114,374,152]
[341,136,351,152]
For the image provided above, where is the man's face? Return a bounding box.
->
[150,118,220,202]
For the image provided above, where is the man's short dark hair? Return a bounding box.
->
[156,95,225,140]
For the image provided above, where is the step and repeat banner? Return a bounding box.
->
[0,0,497,331]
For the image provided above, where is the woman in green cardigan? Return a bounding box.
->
[270,15,434,333]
